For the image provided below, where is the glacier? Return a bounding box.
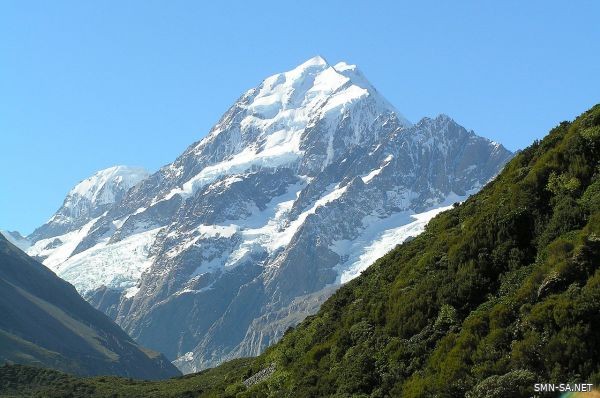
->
[21,56,513,372]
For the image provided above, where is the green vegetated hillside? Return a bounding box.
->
[249,104,600,397]
[1,104,599,397]
[0,360,252,398]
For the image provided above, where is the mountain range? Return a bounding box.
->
[7,56,512,372]
[2,100,597,398]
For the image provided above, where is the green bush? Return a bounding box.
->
[3,104,599,398]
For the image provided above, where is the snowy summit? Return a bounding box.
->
[22,56,513,373]
[164,55,412,200]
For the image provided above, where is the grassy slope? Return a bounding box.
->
[1,104,599,397]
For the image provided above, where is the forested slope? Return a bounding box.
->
[2,104,599,397]
[243,104,600,397]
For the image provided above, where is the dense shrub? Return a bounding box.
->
[3,105,599,397]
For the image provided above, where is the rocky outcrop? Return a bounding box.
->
[25,57,513,372]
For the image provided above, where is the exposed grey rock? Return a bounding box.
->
[242,363,276,388]
[25,57,513,373]
[29,166,149,242]
[0,234,180,379]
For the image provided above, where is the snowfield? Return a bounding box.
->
[56,227,162,295]
[18,56,512,372]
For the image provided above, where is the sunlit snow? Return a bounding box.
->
[28,217,103,269]
[160,56,408,201]
[332,193,469,284]
[56,227,162,295]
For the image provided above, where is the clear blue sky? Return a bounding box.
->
[1,1,599,234]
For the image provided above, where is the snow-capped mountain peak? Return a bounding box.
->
[67,166,149,206]
[29,165,149,242]
[24,57,513,373]
[333,61,383,93]
[298,54,329,67]
[157,57,412,202]
[248,56,403,120]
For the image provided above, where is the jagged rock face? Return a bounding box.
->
[24,56,513,372]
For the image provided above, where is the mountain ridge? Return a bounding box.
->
[237,104,600,396]
[19,57,512,372]
[29,165,149,244]
[2,103,596,398]
[0,233,181,379]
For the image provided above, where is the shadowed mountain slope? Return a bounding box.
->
[1,104,597,396]
[0,235,180,380]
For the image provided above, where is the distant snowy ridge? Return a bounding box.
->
[23,56,513,373]
[29,166,149,243]
[67,166,149,207]
[55,165,149,222]
[0,230,30,252]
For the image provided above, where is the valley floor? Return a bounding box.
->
[0,360,253,398]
